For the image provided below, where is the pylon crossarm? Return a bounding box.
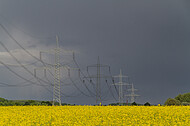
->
[40,50,54,54]
[127,89,138,91]
[35,35,75,106]
[113,83,131,85]
[40,49,73,61]
[61,65,79,71]
[125,94,140,97]
[34,66,53,70]
[85,56,111,104]
[59,49,74,54]
[88,64,110,67]
[125,94,132,96]
[40,49,73,54]
[34,66,52,77]
[40,50,54,60]
[84,75,112,78]
[113,75,128,78]
[60,65,80,77]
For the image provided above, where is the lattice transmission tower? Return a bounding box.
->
[34,35,76,106]
[84,56,111,104]
[112,69,131,105]
[125,83,139,103]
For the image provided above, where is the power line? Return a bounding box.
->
[0,23,124,104]
[0,60,41,86]
[0,41,72,100]
[0,58,79,98]
[0,23,96,99]
[35,36,82,105]
[112,69,131,105]
[84,56,112,104]
[105,80,117,101]
[68,76,95,98]
[73,57,117,102]
[0,78,35,87]
[0,24,56,86]
[125,83,139,103]
[0,16,53,40]
[0,24,81,98]
[0,41,51,86]
[107,67,119,96]
[73,56,96,96]
[0,24,43,62]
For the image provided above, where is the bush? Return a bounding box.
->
[41,101,52,106]
[24,102,30,106]
[15,102,24,106]
[0,97,7,102]
[0,102,4,106]
[175,93,190,103]
[164,98,181,106]
[144,102,151,106]
[181,102,190,106]
[132,102,137,106]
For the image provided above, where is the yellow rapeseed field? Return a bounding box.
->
[0,106,189,125]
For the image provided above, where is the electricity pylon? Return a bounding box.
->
[84,56,111,104]
[112,69,131,105]
[125,83,139,103]
[34,35,76,106]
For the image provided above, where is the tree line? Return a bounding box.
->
[164,92,190,106]
[0,92,189,106]
[0,97,70,106]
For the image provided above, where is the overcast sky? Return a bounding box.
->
[0,0,189,105]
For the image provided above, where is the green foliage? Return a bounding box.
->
[61,103,69,106]
[165,92,190,106]
[41,101,52,106]
[0,97,7,102]
[7,101,15,106]
[164,98,181,106]
[175,94,183,102]
[24,102,30,106]
[53,102,60,106]
[0,97,55,106]
[0,102,4,106]
[15,102,24,106]
[23,100,41,106]
[109,103,126,106]
[181,102,190,106]
[175,93,190,103]
[109,103,119,106]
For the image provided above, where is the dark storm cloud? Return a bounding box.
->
[0,0,189,104]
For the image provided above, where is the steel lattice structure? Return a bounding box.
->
[113,69,131,105]
[34,35,75,106]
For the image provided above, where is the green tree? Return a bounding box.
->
[175,94,183,102]
[175,93,190,103]
[0,102,4,106]
[182,93,190,102]
[61,103,68,106]
[7,101,15,106]
[41,101,52,106]
[24,101,30,106]
[0,97,7,102]
[15,102,24,106]
[181,102,190,106]
[164,98,181,106]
